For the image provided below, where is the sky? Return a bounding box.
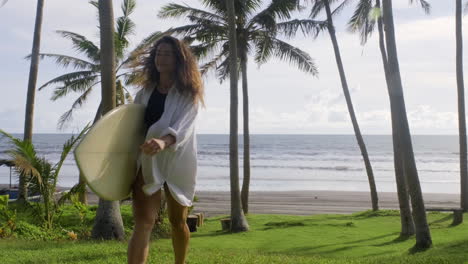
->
[0,0,467,135]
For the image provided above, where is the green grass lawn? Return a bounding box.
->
[1,210,468,263]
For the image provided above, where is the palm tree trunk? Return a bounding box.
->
[382,0,431,249]
[92,0,124,240]
[376,0,414,235]
[456,0,468,212]
[240,54,251,214]
[20,0,45,200]
[226,0,249,232]
[324,0,378,211]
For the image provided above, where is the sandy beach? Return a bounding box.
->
[2,184,459,217]
[191,190,459,217]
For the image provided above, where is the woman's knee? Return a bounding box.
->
[169,217,187,232]
[168,209,187,231]
[134,212,157,232]
[167,206,188,231]
[132,197,161,232]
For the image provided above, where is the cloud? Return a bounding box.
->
[408,105,458,132]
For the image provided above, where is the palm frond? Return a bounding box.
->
[57,83,99,130]
[200,0,262,20]
[331,0,354,17]
[121,0,136,16]
[237,0,263,18]
[277,19,327,39]
[185,14,226,28]
[347,0,375,45]
[39,70,97,91]
[26,53,95,71]
[116,18,136,47]
[53,124,91,182]
[409,0,430,14]
[57,182,86,206]
[253,31,275,64]
[216,52,241,83]
[0,130,41,184]
[89,0,98,9]
[115,0,137,59]
[309,0,325,19]
[115,19,136,59]
[158,3,224,22]
[216,57,231,83]
[200,51,228,76]
[50,74,99,101]
[269,38,318,75]
[309,0,350,19]
[28,158,53,193]
[169,24,217,38]
[159,24,226,47]
[57,110,74,130]
[249,0,300,32]
[56,30,100,62]
[200,0,227,18]
[14,155,42,185]
[191,41,222,61]
[191,24,227,43]
[121,71,144,86]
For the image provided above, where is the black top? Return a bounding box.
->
[144,86,167,132]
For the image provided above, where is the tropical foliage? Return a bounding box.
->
[0,126,89,229]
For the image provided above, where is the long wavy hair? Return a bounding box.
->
[139,36,204,106]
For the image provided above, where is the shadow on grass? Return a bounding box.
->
[352,210,401,219]
[269,232,400,256]
[428,214,453,227]
[374,234,413,246]
[345,232,400,245]
[191,230,233,238]
[261,221,357,231]
[58,252,126,263]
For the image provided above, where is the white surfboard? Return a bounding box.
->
[74,104,146,201]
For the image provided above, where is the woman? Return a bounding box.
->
[128,36,204,264]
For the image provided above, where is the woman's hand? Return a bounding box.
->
[140,138,166,156]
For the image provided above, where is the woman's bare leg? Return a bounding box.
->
[128,171,161,264]
[165,183,190,264]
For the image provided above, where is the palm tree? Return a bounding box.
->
[35,0,141,130]
[91,0,124,240]
[158,0,324,214]
[381,0,431,249]
[308,0,378,211]
[226,0,249,232]
[19,0,45,201]
[348,0,430,237]
[456,0,468,212]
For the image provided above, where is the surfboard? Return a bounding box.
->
[74,104,146,201]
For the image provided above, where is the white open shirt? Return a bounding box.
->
[134,85,198,206]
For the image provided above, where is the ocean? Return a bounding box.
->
[0,134,462,194]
